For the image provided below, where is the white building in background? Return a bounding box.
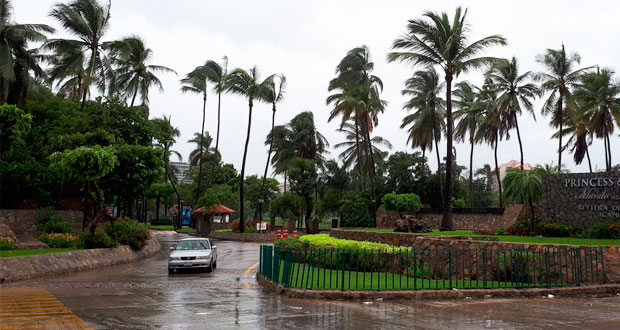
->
[169,161,193,184]
[277,181,289,194]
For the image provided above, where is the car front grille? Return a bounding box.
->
[181,256,196,261]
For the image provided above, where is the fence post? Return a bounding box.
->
[482,249,487,289]
[545,249,551,288]
[340,250,346,291]
[448,249,453,289]
[282,248,292,287]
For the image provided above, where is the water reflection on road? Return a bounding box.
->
[4,231,620,329]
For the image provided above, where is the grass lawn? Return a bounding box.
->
[271,263,540,291]
[0,248,79,258]
[148,225,196,234]
[344,228,620,246]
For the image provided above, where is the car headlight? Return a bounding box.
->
[196,255,210,260]
[169,256,181,261]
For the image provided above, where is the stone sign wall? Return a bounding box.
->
[540,172,620,228]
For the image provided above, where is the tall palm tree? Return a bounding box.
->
[204,56,228,153]
[475,164,494,192]
[258,74,286,220]
[151,115,182,223]
[572,68,620,172]
[536,44,592,171]
[400,68,445,207]
[180,66,208,200]
[327,46,386,191]
[503,169,542,229]
[387,7,506,230]
[226,66,272,231]
[488,57,541,171]
[335,121,391,173]
[187,132,219,167]
[106,36,176,107]
[0,0,54,105]
[476,79,506,207]
[555,98,593,172]
[454,81,482,207]
[47,45,86,101]
[270,111,329,169]
[47,0,112,111]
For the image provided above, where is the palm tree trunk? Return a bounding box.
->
[258,106,277,220]
[81,47,98,112]
[362,115,379,212]
[353,115,364,190]
[155,195,161,221]
[585,143,593,173]
[196,94,207,201]
[494,132,504,208]
[130,84,139,107]
[283,172,287,193]
[440,73,454,231]
[434,130,444,210]
[469,137,474,208]
[605,132,612,171]
[239,98,254,233]
[215,92,222,153]
[557,92,564,170]
[514,113,525,171]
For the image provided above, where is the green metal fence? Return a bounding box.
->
[259,245,607,291]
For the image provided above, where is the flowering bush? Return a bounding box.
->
[39,233,79,248]
[0,238,16,250]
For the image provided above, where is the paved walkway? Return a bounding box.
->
[0,288,92,330]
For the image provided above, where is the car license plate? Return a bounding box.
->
[184,262,192,267]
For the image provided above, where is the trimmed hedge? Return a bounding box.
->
[150,218,172,226]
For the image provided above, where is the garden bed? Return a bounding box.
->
[0,248,79,258]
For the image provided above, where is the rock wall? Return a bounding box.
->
[0,236,161,283]
[375,205,525,231]
[0,210,84,236]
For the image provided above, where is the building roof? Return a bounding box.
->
[195,204,236,215]
[498,160,535,171]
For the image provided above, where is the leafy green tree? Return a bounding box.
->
[198,184,239,217]
[50,146,117,229]
[385,151,429,195]
[147,183,174,220]
[244,175,279,219]
[503,169,542,229]
[105,36,176,107]
[0,104,31,207]
[47,0,112,111]
[381,192,422,218]
[270,193,305,225]
[488,57,541,171]
[258,74,286,220]
[388,6,506,230]
[0,0,54,106]
[572,68,620,172]
[288,157,319,232]
[536,44,592,171]
[339,192,374,227]
[225,66,272,231]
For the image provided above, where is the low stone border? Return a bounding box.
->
[208,231,277,243]
[0,236,161,283]
[257,273,620,300]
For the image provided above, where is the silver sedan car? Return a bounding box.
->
[168,238,217,274]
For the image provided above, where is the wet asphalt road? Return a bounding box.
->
[4,231,620,329]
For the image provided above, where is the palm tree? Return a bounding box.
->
[335,121,391,173]
[572,68,620,172]
[226,66,272,231]
[554,99,593,172]
[258,74,286,220]
[475,164,494,192]
[106,36,176,107]
[476,79,506,207]
[270,111,329,167]
[47,0,112,111]
[47,45,87,101]
[151,115,182,224]
[387,7,506,230]
[187,132,219,167]
[327,46,386,191]
[180,66,209,200]
[204,57,228,154]
[400,68,445,207]
[454,81,482,207]
[488,57,541,171]
[536,44,592,171]
[0,0,54,105]
[503,169,542,229]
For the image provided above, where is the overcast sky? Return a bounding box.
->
[15,1,620,180]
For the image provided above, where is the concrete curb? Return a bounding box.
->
[256,273,620,300]
[0,236,161,283]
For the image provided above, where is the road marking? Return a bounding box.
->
[242,262,260,289]
[0,288,93,330]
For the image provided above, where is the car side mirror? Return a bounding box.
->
[212,245,217,249]
[169,246,175,251]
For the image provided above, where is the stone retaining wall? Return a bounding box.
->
[257,273,620,300]
[330,229,620,283]
[375,204,527,232]
[208,231,276,243]
[0,236,161,283]
[0,210,84,236]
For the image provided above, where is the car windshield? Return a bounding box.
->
[175,240,210,250]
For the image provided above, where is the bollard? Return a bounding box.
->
[292,230,298,238]
[283,230,288,239]
[276,230,281,240]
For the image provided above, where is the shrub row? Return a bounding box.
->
[149,218,173,226]
[504,220,620,239]
[0,238,17,250]
[78,220,150,250]
[39,233,79,248]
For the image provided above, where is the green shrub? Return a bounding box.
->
[495,253,537,283]
[495,229,508,236]
[581,222,620,239]
[40,233,79,248]
[78,229,116,249]
[0,238,17,250]
[40,218,74,234]
[104,220,150,250]
[507,220,538,236]
[340,193,374,227]
[451,197,468,209]
[382,193,422,217]
[36,207,56,225]
[274,237,310,250]
[150,218,172,226]
[539,223,575,238]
